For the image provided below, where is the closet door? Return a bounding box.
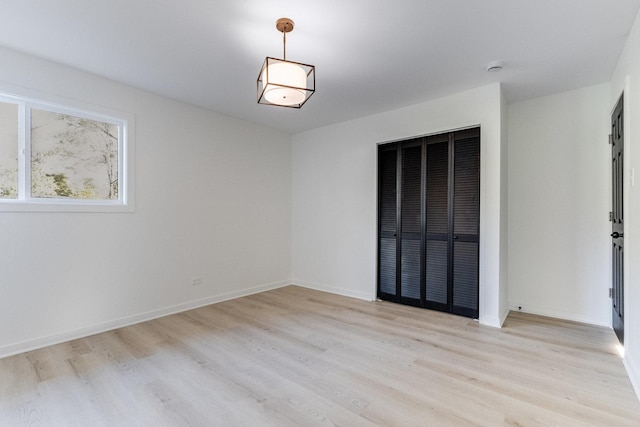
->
[377,139,425,304]
[377,128,479,318]
[399,141,423,305]
[377,145,398,300]
[424,135,449,311]
[451,129,480,318]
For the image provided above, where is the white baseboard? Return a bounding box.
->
[0,280,290,359]
[478,306,510,328]
[508,302,610,327]
[294,280,506,328]
[500,307,510,326]
[479,315,503,328]
[624,349,640,402]
[292,279,375,302]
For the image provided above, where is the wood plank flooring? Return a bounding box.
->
[1,285,638,426]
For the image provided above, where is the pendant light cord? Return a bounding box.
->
[283,30,287,60]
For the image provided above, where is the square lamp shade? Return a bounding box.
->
[257,57,315,108]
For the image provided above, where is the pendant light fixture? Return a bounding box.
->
[257,18,315,108]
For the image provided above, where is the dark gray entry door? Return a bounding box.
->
[611,94,624,345]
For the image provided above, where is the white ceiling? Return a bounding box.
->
[0,0,638,134]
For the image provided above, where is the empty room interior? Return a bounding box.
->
[2,0,640,425]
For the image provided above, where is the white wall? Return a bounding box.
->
[291,83,508,327]
[0,47,292,357]
[507,83,611,326]
[611,7,640,398]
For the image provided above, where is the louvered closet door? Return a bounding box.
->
[377,146,398,299]
[399,143,423,305]
[451,129,480,318]
[377,128,479,318]
[425,136,449,311]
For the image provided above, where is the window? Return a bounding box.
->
[0,92,133,212]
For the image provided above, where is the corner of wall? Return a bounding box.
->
[499,83,509,323]
[610,5,640,403]
[292,280,376,302]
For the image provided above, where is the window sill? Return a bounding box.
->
[0,200,134,213]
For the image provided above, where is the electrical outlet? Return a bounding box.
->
[191,276,203,286]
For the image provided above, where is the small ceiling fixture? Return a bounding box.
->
[485,61,504,72]
[257,18,315,108]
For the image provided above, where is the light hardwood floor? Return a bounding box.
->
[1,286,639,426]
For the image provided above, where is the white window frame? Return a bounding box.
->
[0,90,134,213]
